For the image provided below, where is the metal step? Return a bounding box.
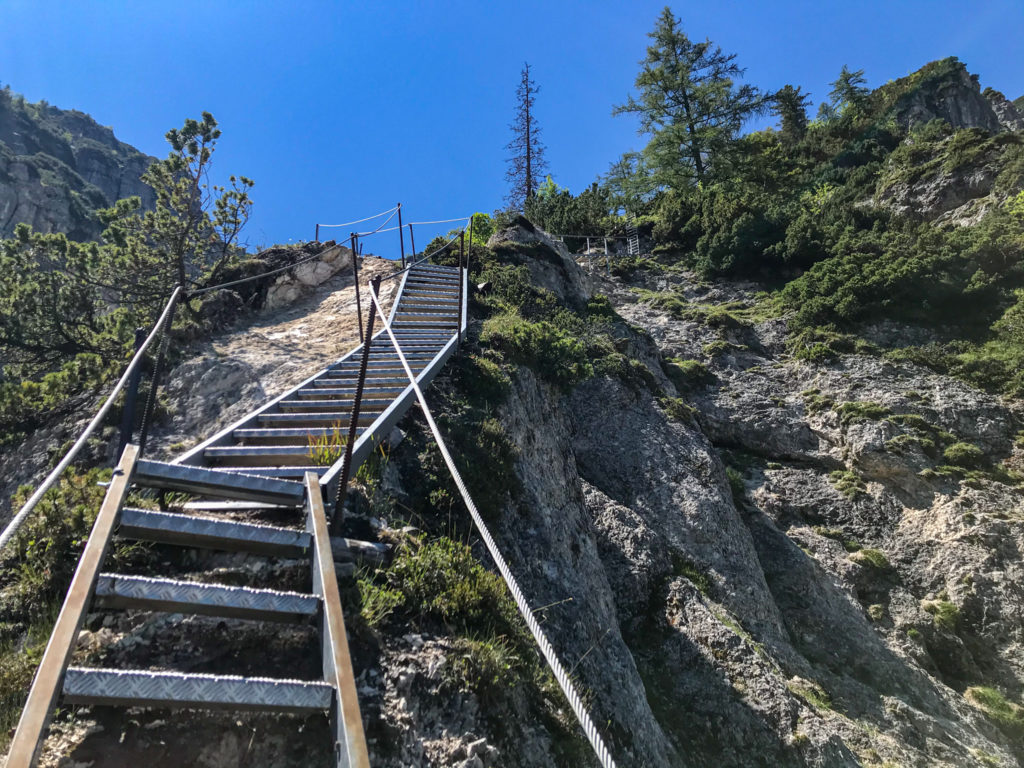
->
[258,412,378,427]
[94,573,319,623]
[278,399,390,412]
[392,304,458,312]
[118,507,309,557]
[216,466,330,478]
[136,460,305,506]
[399,299,460,309]
[395,312,459,321]
[407,275,459,284]
[401,289,459,298]
[182,500,292,512]
[205,445,336,467]
[63,668,332,712]
[234,426,369,446]
[311,377,408,387]
[411,266,458,274]
[325,367,411,377]
[295,386,406,398]
[330,353,436,365]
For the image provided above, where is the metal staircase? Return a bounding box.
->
[8,260,468,767]
[625,214,640,257]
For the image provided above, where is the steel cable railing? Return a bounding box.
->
[0,286,183,553]
[365,280,619,768]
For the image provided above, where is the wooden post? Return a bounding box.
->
[8,445,140,768]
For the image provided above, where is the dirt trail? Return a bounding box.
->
[152,256,403,459]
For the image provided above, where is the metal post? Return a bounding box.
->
[408,223,416,265]
[467,216,474,275]
[331,277,379,534]
[138,288,182,457]
[116,327,146,460]
[315,223,320,243]
[586,236,591,253]
[305,473,370,768]
[351,233,363,344]
[395,202,403,268]
[457,231,465,347]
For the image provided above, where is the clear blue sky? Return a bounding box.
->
[2,0,1022,254]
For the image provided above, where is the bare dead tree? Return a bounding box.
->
[505,62,549,211]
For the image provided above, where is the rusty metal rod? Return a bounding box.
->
[331,276,379,533]
[116,327,146,460]
[457,231,465,347]
[397,203,405,269]
[351,233,363,344]
[408,223,416,263]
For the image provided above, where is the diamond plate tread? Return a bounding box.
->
[118,508,309,557]
[234,427,368,445]
[296,386,406,398]
[135,460,304,505]
[277,399,387,412]
[257,413,375,426]
[63,668,332,712]
[205,446,331,468]
[95,573,318,622]
[325,368,411,376]
[311,377,408,387]
[217,465,329,478]
[397,301,459,308]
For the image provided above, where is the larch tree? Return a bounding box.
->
[505,62,548,211]
[773,85,812,143]
[613,6,765,188]
[818,65,869,121]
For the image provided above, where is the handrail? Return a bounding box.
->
[0,288,182,554]
[365,281,618,768]
[379,223,467,283]
[316,205,398,229]
[6,444,140,767]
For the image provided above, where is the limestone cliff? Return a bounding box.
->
[0,86,155,240]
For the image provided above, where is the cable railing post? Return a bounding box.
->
[138,288,182,457]
[331,276,379,535]
[408,223,416,264]
[457,230,465,347]
[397,203,405,269]
[351,233,364,344]
[116,327,146,460]
[315,223,320,243]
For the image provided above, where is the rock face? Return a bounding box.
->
[889,59,1009,134]
[16,227,1024,766]
[0,87,155,240]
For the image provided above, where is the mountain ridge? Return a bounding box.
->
[0,84,155,240]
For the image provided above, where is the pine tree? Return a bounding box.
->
[818,65,869,121]
[100,112,253,309]
[505,63,548,211]
[613,7,765,188]
[772,85,812,143]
